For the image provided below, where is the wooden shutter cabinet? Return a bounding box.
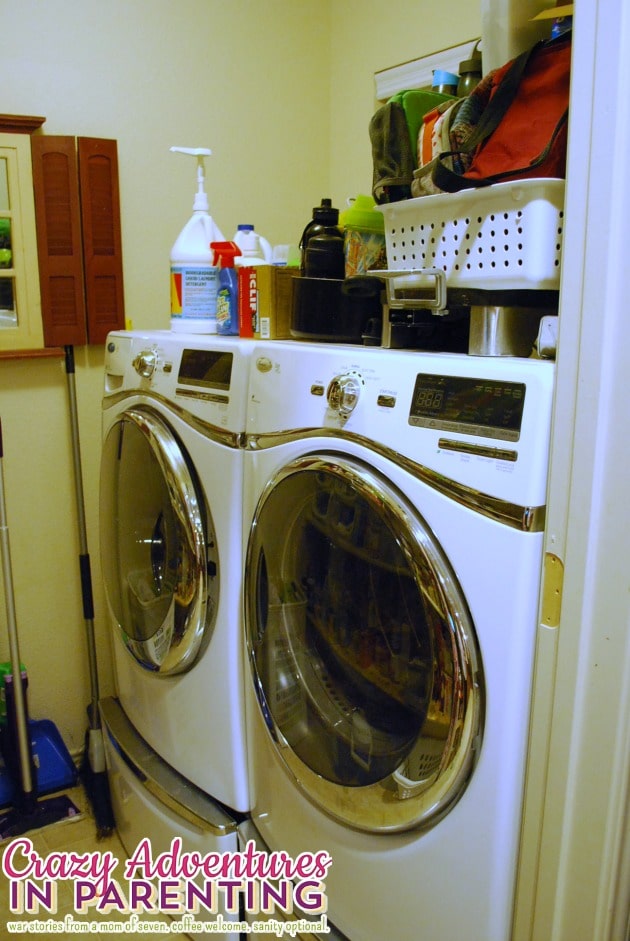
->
[32,136,125,346]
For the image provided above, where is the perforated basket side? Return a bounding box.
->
[379,179,565,291]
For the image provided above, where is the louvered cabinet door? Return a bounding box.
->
[78,137,125,345]
[31,135,87,346]
[32,135,125,346]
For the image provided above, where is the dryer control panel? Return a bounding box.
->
[409,373,526,442]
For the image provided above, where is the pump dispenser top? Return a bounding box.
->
[211,241,241,268]
[170,146,213,211]
[170,146,225,334]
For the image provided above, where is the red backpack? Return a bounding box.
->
[428,34,571,192]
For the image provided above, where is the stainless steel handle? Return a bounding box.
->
[370,267,448,315]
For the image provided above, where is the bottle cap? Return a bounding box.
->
[313,207,339,225]
[459,40,482,75]
[459,56,482,73]
[459,40,482,73]
[432,69,459,88]
[339,195,385,233]
[313,198,332,213]
[312,198,339,226]
[210,241,241,267]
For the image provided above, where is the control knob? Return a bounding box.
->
[326,372,361,417]
[132,349,158,378]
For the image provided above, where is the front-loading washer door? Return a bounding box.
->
[245,453,484,834]
[100,406,219,675]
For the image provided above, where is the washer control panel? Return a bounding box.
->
[102,331,252,431]
[246,340,555,507]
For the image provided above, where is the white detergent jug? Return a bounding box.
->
[170,147,225,333]
[233,225,272,265]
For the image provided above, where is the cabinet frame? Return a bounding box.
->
[0,121,46,352]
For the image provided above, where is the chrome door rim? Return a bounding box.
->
[101,406,212,675]
[245,453,484,833]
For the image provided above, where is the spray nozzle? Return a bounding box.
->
[170,146,212,212]
[211,241,241,267]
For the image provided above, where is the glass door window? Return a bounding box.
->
[0,134,44,349]
[246,454,484,833]
[0,156,16,327]
[100,406,219,675]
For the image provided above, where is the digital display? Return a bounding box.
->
[409,374,526,441]
[177,349,234,391]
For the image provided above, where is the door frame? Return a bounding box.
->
[514,3,630,939]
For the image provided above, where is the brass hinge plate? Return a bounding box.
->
[541,552,564,628]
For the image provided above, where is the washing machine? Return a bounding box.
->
[240,339,555,941]
[99,696,242,939]
[99,329,251,817]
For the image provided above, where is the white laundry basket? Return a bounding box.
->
[378,178,565,292]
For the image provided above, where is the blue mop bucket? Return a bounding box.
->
[0,671,78,807]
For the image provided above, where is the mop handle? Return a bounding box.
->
[64,348,99,715]
[0,419,34,795]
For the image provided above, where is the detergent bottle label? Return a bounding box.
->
[216,288,230,327]
[170,265,219,318]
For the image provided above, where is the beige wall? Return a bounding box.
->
[0,0,480,756]
[330,0,480,203]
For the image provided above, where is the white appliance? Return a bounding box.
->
[99,329,251,815]
[241,339,555,941]
[100,698,242,939]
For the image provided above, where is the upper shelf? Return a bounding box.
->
[0,115,45,134]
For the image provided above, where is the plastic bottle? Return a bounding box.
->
[233,226,269,266]
[551,14,572,39]
[299,198,342,275]
[170,147,225,334]
[304,231,345,279]
[233,225,273,264]
[339,195,386,278]
[432,70,459,95]
[211,241,240,336]
[457,43,482,97]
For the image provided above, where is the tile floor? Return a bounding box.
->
[0,784,195,939]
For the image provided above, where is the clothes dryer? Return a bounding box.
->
[100,330,250,815]
[241,340,555,941]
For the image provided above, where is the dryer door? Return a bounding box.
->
[100,406,218,675]
[245,454,484,833]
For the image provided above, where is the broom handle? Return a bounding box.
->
[64,348,100,724]
[0,419,34,795]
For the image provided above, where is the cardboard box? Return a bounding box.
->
[237,265,300,339]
